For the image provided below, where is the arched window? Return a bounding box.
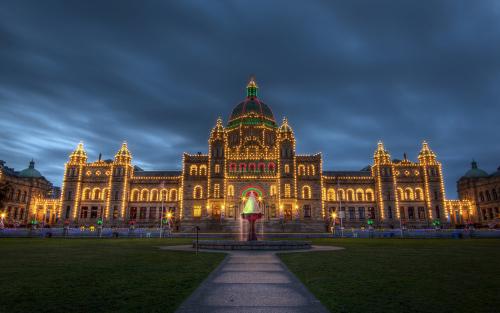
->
[268,162,276,172]
[131,189,139,201]
[485,190,491,201]
[248,163,256,172]
[21,191,27,202]
[347,189,354,201]
[92,188,101,200]
[337,189,345,201]
[479,191,484,202]
[189,165,198,176]
[308,165,315,176]
[83,188,91,200]
[415,188,423,200]
[150,189,158,201]
[193,186,203,199]
[141,189,149,201]
[366,189,374,202]
[160,189,168,201]
[214,184,220,198]
[214,164,220,174]
[298,165,306,176]
[405,188,414,201]
[258,163,265,172]
[239,163,246,172]
[169,189,178,201]
[199,165,207,176]
[397,188,404,201]
[270,185,277,196]
[302,185,312,199]
[229,163,236,172]
[492,189,498,200]
[284,184,291,198]
[356,188,364,201]
[227,185,234,197]
[327,188,336,201]
[284,164,290,173]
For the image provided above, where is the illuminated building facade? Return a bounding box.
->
[455,161,500,226]
[0,160,58,226]
[31,78,476,231]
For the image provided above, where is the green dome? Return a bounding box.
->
[463,160,488,178]
[227,77,277,128]
[19,160,43,178]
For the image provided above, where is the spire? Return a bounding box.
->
[418,140,437,164]
[246,75,258,98]
[114,141,132,164]
[210,117,225,139]
[373,140,391,165]
[215,117,223,129]
[69,141,87,164]
[29,159,35,169]
[279,116,293,133]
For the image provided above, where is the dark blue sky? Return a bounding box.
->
[1,0,499,197]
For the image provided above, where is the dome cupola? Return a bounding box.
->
[19,159,43,178]
[227,76,277,128]
[462,160,488,178]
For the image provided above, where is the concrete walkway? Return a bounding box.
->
[161,245,342,313]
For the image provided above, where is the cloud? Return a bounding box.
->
[0,0,499,197]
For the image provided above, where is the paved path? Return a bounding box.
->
[162,246,342,313]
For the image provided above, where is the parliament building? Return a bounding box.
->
[14,78,479,231]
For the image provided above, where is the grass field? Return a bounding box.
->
[279,239,500,313]
[0,238,224,313]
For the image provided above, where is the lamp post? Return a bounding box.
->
[331,212,337,237]
[195,225,200,255]
[0,212,5,230]
[165,211,172,237]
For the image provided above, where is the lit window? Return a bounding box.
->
[214,184,220,198]
[327,188,335,201]
[141,189,149,201]
[270,185,277,196]
[193,186,203,199]
[308,165,315,176]
[169,189,178,201]
[190,165,198,176]
[199,165,207,175]
[214,164,220,173]
[284,184,291,198]
[228,185,234,197]
[284,164,290,173]
[193,206,201,217]
[302,186,311,199]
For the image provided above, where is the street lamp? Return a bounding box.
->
[0,212,6,230]
[331,212,337,237]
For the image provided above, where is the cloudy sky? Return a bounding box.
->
[1,0,499,197]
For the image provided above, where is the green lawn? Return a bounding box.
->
[279,239,500,313]
[0,238,225,313]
